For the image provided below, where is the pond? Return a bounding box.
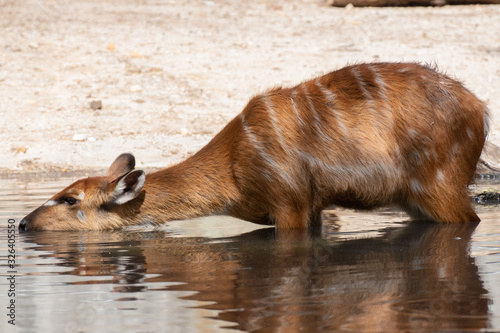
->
[1,175,500,333]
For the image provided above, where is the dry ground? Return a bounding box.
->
[1,0,499,174]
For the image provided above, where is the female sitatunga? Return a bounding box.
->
[19,62,489,231]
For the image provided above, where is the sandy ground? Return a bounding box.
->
[1,0,500,175]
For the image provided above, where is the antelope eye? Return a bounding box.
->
[64,197,77,205]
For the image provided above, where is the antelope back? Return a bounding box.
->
[229,63,488,226]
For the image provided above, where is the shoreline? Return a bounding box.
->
[1,0,499,173]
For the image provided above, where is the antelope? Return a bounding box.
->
[19,62,489,231]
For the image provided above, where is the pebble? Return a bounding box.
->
[130,50,143,58]
[130,85,142,93]
[72,134,87,141]
[89,100,102,110]
[12,146,27,154]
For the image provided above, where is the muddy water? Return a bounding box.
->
[1,176,500,333]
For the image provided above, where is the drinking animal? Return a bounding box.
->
[19,62,489,231]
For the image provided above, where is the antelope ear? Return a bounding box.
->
[108,153,136,183]
[111,170,146,205]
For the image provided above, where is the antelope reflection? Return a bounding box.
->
[25,221,488,332]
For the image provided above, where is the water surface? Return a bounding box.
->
[1,176,500,332]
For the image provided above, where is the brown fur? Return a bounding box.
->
[19,62,489,231]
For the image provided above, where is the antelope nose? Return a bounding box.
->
[19,219,27,232]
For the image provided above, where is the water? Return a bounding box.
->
[1,175,500,333]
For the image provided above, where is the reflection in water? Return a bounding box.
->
[20,221,488,332]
